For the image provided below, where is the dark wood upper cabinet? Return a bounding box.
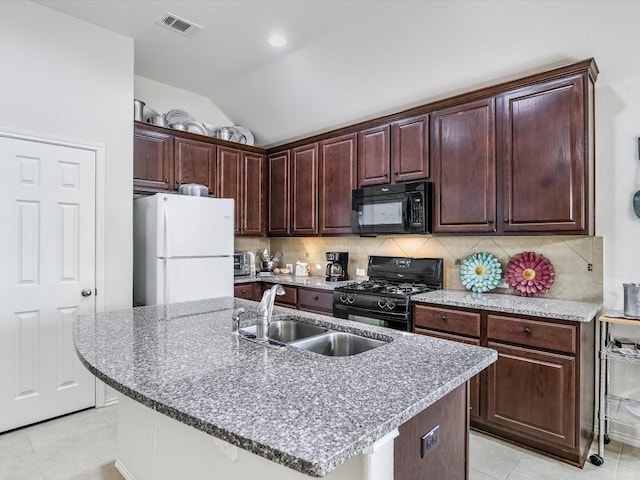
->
[216,146,242,234]
[499,75,587,233]
[268,151,290,235]
[133,126,174,192]
[432,99,497,233]
[290,143,319,235]
[319,133,357,234]
[174,137,216,195]
[391,115,429,182]
[217,146,265,236]
[242,152,265,236]
[358,125,390,187]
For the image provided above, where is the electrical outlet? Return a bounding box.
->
[356,268,366,276]
[454,258,462,266]
[285,263,293,271]
[421,425,439,458]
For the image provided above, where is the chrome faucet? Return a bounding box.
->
[256,284,285,341]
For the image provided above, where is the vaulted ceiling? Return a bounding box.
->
[37,0,640,147]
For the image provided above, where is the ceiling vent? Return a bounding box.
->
[157,13,203,38]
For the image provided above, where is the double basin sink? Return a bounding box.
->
[240,317,389,357]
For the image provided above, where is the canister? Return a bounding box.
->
[133,99,145,122]
[623,283,640,318]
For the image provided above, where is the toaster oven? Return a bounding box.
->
[233,251,253,277]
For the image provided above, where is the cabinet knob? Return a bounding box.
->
[441,314,448,321]
[164,178,169,183]
[487,219,494,224]
[394,171,399,175]
[384,173,388,177]
[504,219,509,224]
[241,289,246,294]
[524,327,532,334]
[314,296,319,301]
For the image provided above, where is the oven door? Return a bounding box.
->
[333,303,412,331]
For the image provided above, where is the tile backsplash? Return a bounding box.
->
[241,235,603,303]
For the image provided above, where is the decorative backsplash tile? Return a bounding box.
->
[258,235,603,303]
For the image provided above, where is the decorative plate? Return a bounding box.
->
[184,121,208,136]
[460,252,503,293]
[233,126,254,146]
[505,251,555,297]
[164,109,195,126]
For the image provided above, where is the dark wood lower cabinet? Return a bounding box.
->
[413,303,594,467]
[233,282,261,301]
[395,383,468,480]
[486,342,575,449]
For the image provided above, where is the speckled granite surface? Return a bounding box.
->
[412,290,601,322]
[234,274,350,290]
[74,297,496,477]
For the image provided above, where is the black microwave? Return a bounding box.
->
[352,181,432,235]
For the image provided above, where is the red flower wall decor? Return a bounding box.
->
[505,252,555,297]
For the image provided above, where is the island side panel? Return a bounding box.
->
[394,383,469,480]
[115,395,398,480]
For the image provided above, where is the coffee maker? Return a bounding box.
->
[325,252,349,282]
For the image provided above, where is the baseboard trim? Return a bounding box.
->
[607,430,640,449]
[115,458,134,480]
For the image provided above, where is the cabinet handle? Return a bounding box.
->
[394,171,399,175]
[241,289,246,294]
[164,178,169,183]
[441,314,448,321]
[175,180,179,187]
[523,327,532,334]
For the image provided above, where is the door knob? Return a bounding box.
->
[81,288,93,297]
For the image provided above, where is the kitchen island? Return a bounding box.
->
[74,297,497,479]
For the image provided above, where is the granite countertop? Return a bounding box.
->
[412,290,602,323]
[74,298,496,477]
[234,274,351,290]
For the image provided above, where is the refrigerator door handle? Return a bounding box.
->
[163,209,170,304]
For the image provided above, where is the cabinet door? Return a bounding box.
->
[217,146,242,234]
[242,152,265,235]
[267,151,290,235]
[358,124,390,187]
[319,133,357,234]
[414,327,481,422]
[234,283,255,300]
[290,143,319,235]
[432,99,496,233]
[297,288,334,315]
[133,126,174,192]
[499,75,586,232]
[486,341,575,449]
[174,138,216,194]
[391,115,429,182]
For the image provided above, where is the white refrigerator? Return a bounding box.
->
[133,193,235,306]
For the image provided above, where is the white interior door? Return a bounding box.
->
[0,136,96,432]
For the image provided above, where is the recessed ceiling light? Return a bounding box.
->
[268,33,287,47]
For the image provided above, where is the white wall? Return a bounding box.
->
[134,76,232,128]
[595,78,640,444]
[0,1,134,311]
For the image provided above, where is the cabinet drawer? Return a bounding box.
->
[413,305,480,337]
[298,288,333,315]
[234,283,256,300]
[487,314,576,354]
[263,284,297,306]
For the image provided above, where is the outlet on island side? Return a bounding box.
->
[421,425,440,458]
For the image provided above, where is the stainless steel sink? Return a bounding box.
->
[289,332,389,357]
[240,320,328,343]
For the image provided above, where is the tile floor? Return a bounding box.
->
[1,406,639,479]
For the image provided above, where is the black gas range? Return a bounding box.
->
[333,256,443,331]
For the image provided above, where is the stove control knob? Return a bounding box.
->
[347,293,356,304]
[387,300,396,310]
